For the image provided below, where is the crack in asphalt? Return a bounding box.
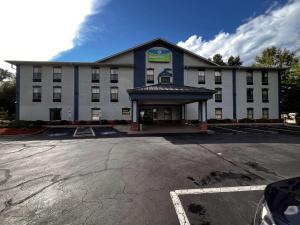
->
[0,169,11,186]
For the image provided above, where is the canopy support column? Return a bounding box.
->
[198,100,208,131]
[131,100,139,131]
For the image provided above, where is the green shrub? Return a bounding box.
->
[238,118,255,123]
[255,118,271,123]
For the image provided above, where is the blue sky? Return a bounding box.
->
[55,0,288,62]
[1,0,300,69]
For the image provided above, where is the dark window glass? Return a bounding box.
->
[110,67,118,83]
[110,87,118,102]
[91,67,100,83]
[32,86,41,102]
[215,108,222,120]
[91,86,100,102]
[53,86,62,102]
[50,108,61,121]
[198,70,205,84]
[262,71,268,85]
[262,108,269,119]
[247,108,254,119]
[247,88,254,102]
[262,88,269,102]
[146,68,154,83]
[33,66,42,82]
[215,88,222,102]
[215,70,222,84]
[160,76,171,84]
[53,66,62,82]
[246,71,253,85]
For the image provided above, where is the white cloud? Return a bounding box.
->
[0,0,108,70]
[178,0,300,65]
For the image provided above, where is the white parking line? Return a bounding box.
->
[90,127,95,137]
[170,185,266,225]
[244,127,278,134]
[73,127,79,137]
[215,126,248,133]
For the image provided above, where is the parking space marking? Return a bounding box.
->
[214,126,248,133]
[73,127,79,137]
[170,185,266,225]
[244,127,278,134]
[90,127,96,137]
[264,127,300,134]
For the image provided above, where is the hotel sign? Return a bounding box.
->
[147,49,171,62]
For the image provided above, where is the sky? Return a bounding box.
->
[1,0,300,71]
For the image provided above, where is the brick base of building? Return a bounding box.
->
[130,122,139,131]
[198,122,208,131]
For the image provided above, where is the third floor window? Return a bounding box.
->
[262,71,268,85]
[214,70,222,84]
[33,66,42,82]
[198,70,205,84]
[53,66,62,82]
[91,67,100,83]
[246,71,253,85]
[215,88,222,102]
[247,88,254,102]
[110,67,118,83]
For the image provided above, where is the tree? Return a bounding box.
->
[254,46,300,113]
[212,54,226,66]
[0,68,13,83]
[227,56,242,66]
[0,68,16,118]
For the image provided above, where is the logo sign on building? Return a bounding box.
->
[147,49,171,62]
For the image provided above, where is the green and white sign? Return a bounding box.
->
[147,49,171,62]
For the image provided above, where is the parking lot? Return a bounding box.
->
[0,124,300,225]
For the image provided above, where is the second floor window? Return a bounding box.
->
[247,88,254,102]
[262,88,269,103]
[91,67,100,83]
[215,88,222,102]
[247,108,254,119]
[146,68,154,83]
[53,66,62,82]
[198,70,205,84]
[262,108,269,119]
[215,108,222,120]
[214,70,222,84]
[110,67,118,83]
[32,86,41,102]
[91,86,100,102]
[110,87,118,102]
[33,66,42,82]
[246,71,253,85]
[53,86,62,102]
[262,71,268,85]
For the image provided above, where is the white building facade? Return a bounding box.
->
[6,38,283,130]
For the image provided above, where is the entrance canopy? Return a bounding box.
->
[127,84,215,104]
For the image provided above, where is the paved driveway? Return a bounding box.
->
[0,129,299,225]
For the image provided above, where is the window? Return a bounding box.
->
[50,108,61,121]
[215,88,222,102]
[262,88,269,103]
[146,68,154,83]
[33,66,42,82]
[214,70,222,84]
[159,76,171,84]
[91,86,100,102]
[110,67,118,83]
[262,108,269,119]
[110,87,118,102]
[262,71,268,85]
[246,71,253,85]
[198,70,205,84]
[53,66,62,82]
[215,108,222,120]
[91,108,101,121]
[32,86,41,102]
[247,88,254,102]
[122,108,131,115]
[91,67,100,83]
[247,108,254,119]
[53,86,62,102]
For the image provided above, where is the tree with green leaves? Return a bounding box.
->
[227,56,242,66]
[0,68,15,119]
[212,54,227,66]
[254,46,300,113]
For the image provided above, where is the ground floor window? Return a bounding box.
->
[50,108,61,121]
[215,108,222,120]
[247,108,254,119]
[163,108,172,120]
[122,108,130,115]
[262,108,269,119]
[91,108,101,121]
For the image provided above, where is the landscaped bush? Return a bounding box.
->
[101,119,109,125]
[269,119,284,123]
[255,118,271,123]
[207,119,234,124]
[78,120,86,125]
[207,119,219,124]
[238,118,255,123]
